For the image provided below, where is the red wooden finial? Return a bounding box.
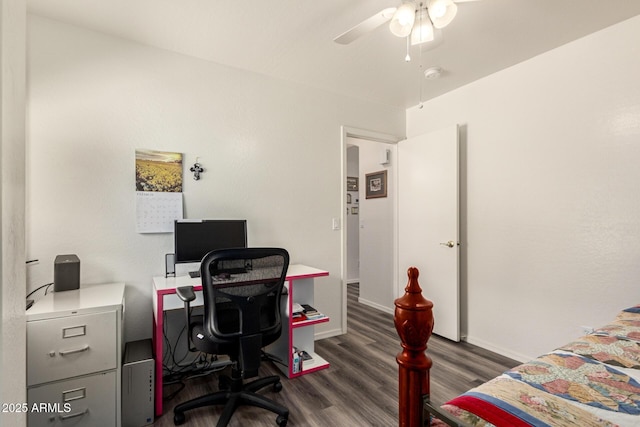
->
[394,267,434,427]
[405,267,420,292]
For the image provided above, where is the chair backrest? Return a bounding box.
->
[200,247,289,376]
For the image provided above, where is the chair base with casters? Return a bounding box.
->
[173,366,289,427]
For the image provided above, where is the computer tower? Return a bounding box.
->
[53,254,80,292]
[122,339,154,427]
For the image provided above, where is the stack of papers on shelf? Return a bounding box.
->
[301,303,325,320]
[304,312,325,320]
[292,303,326,321]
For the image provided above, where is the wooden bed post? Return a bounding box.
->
[394,267,434,427]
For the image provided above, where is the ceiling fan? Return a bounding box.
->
[334,0,480,46]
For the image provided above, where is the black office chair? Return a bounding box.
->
[173,247,290,427]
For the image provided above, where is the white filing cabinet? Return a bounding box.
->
[26,283,125,427]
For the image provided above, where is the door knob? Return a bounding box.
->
[440,240,455,248]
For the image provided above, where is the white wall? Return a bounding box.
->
[1,0,27,424]
[26,15,405,343]
[347,137,396,313]
[407,16,640,361]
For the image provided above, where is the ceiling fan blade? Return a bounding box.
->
[333,7,397,45]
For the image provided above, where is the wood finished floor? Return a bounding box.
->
[152,284,519,426]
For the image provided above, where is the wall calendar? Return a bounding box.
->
[135,149,184,233]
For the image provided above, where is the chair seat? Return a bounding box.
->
[190,318,282,356]
[190,316,233,355]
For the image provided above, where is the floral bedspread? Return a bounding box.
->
[558,335,640,369]
[434,306,640,426]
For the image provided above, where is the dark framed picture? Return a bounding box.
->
[347,176,359,191]
[365,170,387,199]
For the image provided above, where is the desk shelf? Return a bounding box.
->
[267,266,330,378]
[298,350,329,375]
[292,316,330,329]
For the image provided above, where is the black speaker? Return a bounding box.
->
[54,254,80,292]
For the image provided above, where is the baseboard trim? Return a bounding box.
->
[315,327,343,341]
[357,297,394,315]
[464,336,531,363]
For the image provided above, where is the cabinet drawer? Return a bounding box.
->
[28,370,116,427]
[27,311,117,386]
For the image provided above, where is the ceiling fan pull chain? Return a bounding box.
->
[418,37,424,108]
[405,36,411,62]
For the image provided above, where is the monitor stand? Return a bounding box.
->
[188,270,200,278]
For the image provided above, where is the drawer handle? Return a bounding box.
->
[59,345,90,356]
[57,408,88,421]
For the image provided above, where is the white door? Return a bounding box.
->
[398,125,460,341]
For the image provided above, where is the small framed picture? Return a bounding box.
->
[365,170,387,199]
[347,194,352,204]
[351,207,359,215]
[347,176,359,191]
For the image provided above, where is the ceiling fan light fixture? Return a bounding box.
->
[427,0,457,29]
[410,9,435,45]
[389,2,417,37]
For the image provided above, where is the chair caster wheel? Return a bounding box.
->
[173,411,185,425]
[276,415,288,426]
[273,381,283,392]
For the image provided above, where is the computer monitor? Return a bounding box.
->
[174,219,248,265]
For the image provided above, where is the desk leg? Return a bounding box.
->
[153,295,164,416]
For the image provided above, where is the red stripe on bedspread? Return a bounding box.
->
[447,395,531,427]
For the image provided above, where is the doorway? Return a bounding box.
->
[340,126,400,334]
[341,125,462,342]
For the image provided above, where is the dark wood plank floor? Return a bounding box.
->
[152,284,519,426]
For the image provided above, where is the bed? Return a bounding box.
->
[394,267,640,427]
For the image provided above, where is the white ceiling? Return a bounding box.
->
[27,0,640,109]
